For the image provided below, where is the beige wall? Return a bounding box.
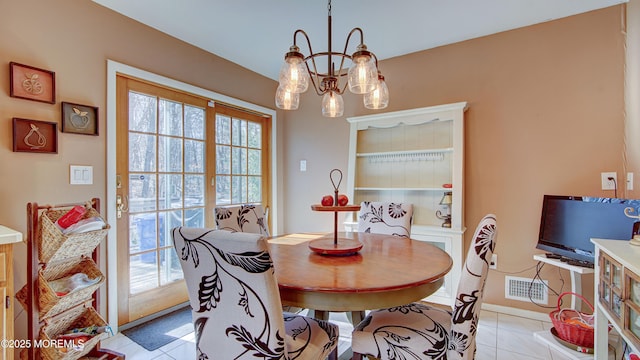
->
[0,0,279,344]
[0,0,631,342]
[283,5,629,314]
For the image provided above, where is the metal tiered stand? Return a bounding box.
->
[308,169,362,255]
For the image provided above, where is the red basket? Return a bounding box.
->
[549,292,596,348]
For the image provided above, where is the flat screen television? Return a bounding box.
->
[536,195,640,264]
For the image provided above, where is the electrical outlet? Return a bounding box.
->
[601,172,617,190]
[490,254,497,269]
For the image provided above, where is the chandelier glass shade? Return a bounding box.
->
[364,72,389,109]
[275,85,300,110]
[322,91,344,117]
[276,0,388,117]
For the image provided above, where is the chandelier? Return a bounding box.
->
[275,0,389,117]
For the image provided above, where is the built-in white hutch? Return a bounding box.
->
[345,102,467,305]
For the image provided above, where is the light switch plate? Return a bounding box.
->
[70,165,93,185]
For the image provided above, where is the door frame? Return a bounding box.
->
[106,60,280,332]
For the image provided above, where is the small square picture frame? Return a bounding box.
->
[61,102,99,136]
[13,118,58,153]
[9,62,56,104]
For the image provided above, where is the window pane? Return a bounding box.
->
[232,176,247,203]
[185,175,204,207]
[185,139,204,173]
[185,105,204,140]
[216,115,231,144]
[216,145,230,174]
[232,147,247,175]
[248,121,261,148]
[248,176,261,203]
[129,92,157,133]
[159,210,182,247]
[160,247,183,285]
[158,174,182,210]
[185,208,205,227]
[129,173,157,212]
[130,253,158,294]
[159,99,182,136]
[216,176,230,205]
[248,149,261,175]
[130,213,157,254]
[232,118,247,146]
[158,136,183,173]
[129,133,156,172]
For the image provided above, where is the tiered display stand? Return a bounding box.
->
[309,205,362,255]
[308,169,362,255]
[18,199,124,360]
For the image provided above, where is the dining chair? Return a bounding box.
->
[172,227,339,360]
[357,201,413,237]
[214,203,270,237]
[351,214,498,360]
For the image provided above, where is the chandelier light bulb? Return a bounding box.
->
[275,85,299,110]
[322,91,344,117]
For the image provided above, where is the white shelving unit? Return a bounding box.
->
[345,102,467,305]
[592,238,640,359]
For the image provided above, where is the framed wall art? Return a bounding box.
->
[13,118,58,153]
[9,62,56,104]
[61,102,99,135]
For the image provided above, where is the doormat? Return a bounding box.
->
[122,306,193,351]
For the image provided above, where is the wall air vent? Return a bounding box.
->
[505,276,548,304]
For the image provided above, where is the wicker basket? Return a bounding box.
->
[549,292,596,348]
[39,305,108,360]
[38,207,109,264]
[16,257,104,319]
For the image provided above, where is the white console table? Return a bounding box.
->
[533,254,594,310]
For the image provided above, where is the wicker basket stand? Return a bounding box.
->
[20,199,123,360]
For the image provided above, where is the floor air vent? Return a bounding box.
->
[505,276,548,304]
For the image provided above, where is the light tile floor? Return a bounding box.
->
[101,310,606,360]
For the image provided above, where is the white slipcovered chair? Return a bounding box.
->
[351,214,498,360]
[172,227,338,359]
[214,204,270,237]
[358,201,413,238]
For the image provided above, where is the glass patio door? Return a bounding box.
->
[115,76,214,324]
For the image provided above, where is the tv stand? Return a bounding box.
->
[533,254,594,309]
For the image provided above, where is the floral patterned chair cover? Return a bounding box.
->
[172,227,338,360]
[214,204,270,237]
[358,202,413,237]
[351,214,498,360]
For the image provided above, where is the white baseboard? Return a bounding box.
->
[481,303,551,322]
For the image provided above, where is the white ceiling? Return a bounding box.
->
[93,0,626,81]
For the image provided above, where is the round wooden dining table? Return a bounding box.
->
[267,232,453,323]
